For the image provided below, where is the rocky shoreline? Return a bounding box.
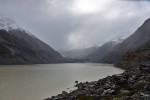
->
[45,64,150,100]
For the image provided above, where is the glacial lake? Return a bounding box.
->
[0,63,124,100]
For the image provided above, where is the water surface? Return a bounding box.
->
[0,63,124,100]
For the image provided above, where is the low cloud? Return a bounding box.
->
[0,0,150,50]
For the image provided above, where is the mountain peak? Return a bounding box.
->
[111,32,131,45]
[143,17,150,24]
[0,15,21,31]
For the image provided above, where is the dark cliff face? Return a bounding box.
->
[0,29,64,64]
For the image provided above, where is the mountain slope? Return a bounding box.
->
[101,18,150,66]
[119,18,150,52]
[0,17,64,64]
[82,18,150,65]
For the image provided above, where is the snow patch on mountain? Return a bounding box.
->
[0,15,22,31]
[111,33,131,45]
[0,15,36,37]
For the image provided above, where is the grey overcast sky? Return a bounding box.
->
[0,0,150,50]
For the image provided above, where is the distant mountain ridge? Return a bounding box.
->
[60,46,99,59]
[0,16,64,64]
[61,33,126,61]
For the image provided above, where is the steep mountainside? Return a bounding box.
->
[102,18,150,65]
[119,18,150,52]
[0,17,64,64]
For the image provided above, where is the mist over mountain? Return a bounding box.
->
[60,46,99,59]
[60,33,127,61]
[0,17,64,64]
[1,0,150,50]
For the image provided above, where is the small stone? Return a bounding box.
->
[120,90,130,94]
[62,91,68,97]
[102,89,115,95]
